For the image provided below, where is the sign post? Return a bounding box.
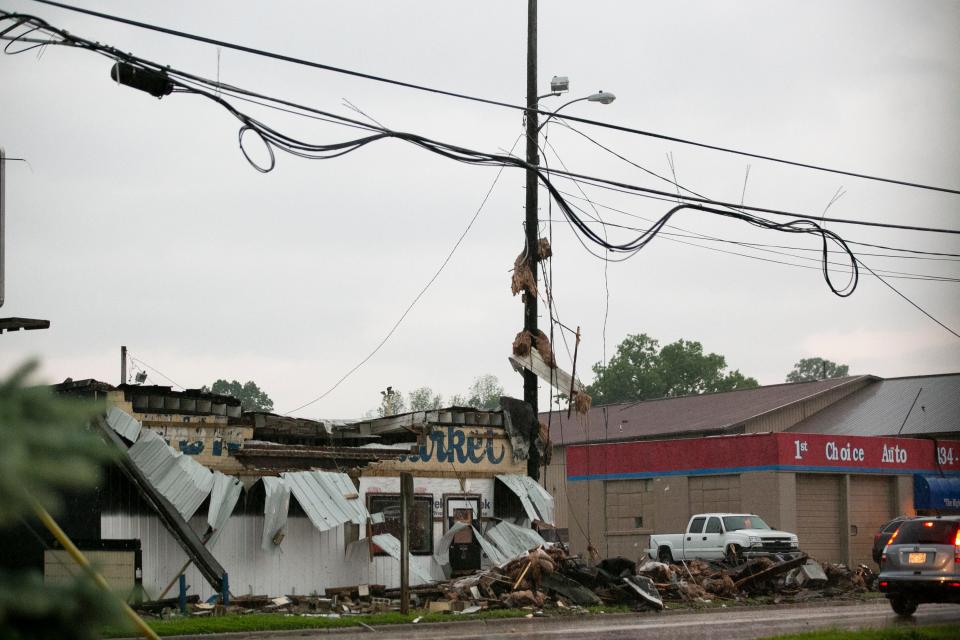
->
[399,471,413,615]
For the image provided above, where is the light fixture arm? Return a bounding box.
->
[536,91,615,133]
[536,96,589,133]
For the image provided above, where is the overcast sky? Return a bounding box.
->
[2,0,958,418]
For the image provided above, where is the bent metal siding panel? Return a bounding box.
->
[261,477,291,553]
[283,471,368,533]
[106,406,142,443]
[102,511,368,600]
[127,429,215,520]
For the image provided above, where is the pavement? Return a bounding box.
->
[149,599,960,640]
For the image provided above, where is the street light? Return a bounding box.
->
[520,76,615,480]
[537,91,616,132]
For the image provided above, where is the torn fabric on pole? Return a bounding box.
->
[282,470,368,533]
[496,474,555,524]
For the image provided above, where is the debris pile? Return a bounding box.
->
[134,550,878,620]
[628,554,877,605]
[432,547,663,614]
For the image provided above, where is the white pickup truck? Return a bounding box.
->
[648,513,800,562]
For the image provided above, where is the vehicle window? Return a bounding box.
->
[689,517,706,534]
[723,515,770,531]
[893,520,958,545]
[705,517,722,534]
[883,520,903,533]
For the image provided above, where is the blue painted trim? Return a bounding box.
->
[568,464,960,482]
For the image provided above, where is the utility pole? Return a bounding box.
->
[121,345,127,385]
[523,0,539,433]
[399,471,413,614]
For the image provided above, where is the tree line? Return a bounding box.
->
[202,338,850,415]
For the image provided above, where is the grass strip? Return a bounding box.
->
[103,606,625,637]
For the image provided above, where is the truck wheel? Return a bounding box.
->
[725,544,743,563]
[657,546,674,563]
[889,596,917,617]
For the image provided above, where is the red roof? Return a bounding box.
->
[545,376,871,446]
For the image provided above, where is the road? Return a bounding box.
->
[175,601,960,640]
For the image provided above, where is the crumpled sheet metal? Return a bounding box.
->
[370,533,433,585]
[207,472,243,547]
[261,476,291,553]
[433,522,507,578]
[282,470,368,533]
[495,474,556,525]
[483,519,549,563]
[106,406,142,443]
[127,429,215,520]
[346,534,433,585]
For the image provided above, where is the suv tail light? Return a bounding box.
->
[954,527,960,564]
[882,526,900,564]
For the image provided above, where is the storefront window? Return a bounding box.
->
[367,494,434,555]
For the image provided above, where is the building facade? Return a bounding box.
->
[543,373,960,567]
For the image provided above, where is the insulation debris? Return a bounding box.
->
[533,330,557,369]
[511,252,537,297]
[512,330,533,358]
[512,329,557,369]
[539,420,552,466]
[572,390,593,414]
[537,237,552,260]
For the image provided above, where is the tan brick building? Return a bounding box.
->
[542,373,960,567]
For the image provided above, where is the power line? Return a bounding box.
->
[541,166,960,235]
[539,213,960,284]
[2,11,940,299]
[540,192,960,281]
[282,132,524,415]
[554,187,960,261]
[6,9,958,241]
[855,258,960,340]
[128,354,184,390]
[19,1,960,196]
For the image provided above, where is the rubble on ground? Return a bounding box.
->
[133,547,877,619]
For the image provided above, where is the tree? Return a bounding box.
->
[588,333,759,405]
[206,379,274,412]
[0,361,125,638]
[377,386,405,417]
[786,357,850,383]
[408,386,443,412]
[466,374,504,410]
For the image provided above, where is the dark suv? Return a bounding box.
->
[873,516,911,565]
[878,516,960,616]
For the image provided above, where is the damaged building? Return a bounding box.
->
[14,380,557,602]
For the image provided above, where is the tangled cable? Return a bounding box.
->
[0,10,860,297]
